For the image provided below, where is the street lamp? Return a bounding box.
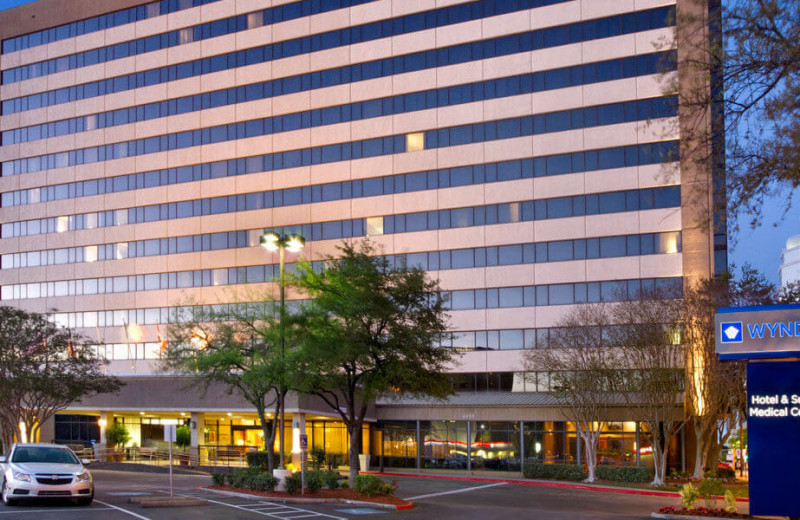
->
[260,231,305,470]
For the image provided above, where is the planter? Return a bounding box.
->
[178,453,191,466]
[111,451,125,462]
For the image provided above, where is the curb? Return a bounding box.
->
[651,513,756,520]
[361,471,750,503]
[200,486,414,510]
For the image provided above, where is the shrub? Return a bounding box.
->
[285,472,303,495]
[715,465,736,479]
[250,473,278,492]
[210,472,226,486]
[594,465,653,483]
[522,460,586,482]
[679,483,700,508]
[176,425,191,451]
[246,451,272,471]
[305,470,323,493]
[340,481,349,489]
[227,468,261,489]
[723,489,737,513]
[698,478,725,508]
[310,448,326,470]
[106,422,130,449]
[354,475,392,497]
[323,470,339,489]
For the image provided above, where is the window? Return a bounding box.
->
[406,132,424,152]
[366,217,384,236]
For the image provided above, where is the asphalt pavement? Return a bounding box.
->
[0,468,686,520]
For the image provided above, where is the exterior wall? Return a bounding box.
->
[0,0,714,455]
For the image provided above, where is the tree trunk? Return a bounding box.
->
[692,417,706,479]
[347,422,362,486]
[651,430,668,486]
[255,406,274,472]
[581,428,600,483]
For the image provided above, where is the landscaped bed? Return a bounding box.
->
[655,506,753,519]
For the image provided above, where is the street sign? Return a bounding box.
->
[299,434,308,451]
[164,424,177,443]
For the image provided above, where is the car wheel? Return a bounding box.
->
[76,493,93,506]
[1,479,18,507]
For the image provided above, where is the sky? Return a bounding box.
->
[0,0,795,285]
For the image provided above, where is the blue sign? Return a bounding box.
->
[715,303,800,360]
[747,361,800,517]
[719,322,742,343]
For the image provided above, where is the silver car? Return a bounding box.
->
[0,443,93,506]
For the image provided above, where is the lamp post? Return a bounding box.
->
[260,231,305,471]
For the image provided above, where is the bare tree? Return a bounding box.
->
[0,306,122,449]
[682,265,773,477]
[675,0,800,231]
[524,304,619,483]
[609,293,686,486]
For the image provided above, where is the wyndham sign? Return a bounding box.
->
[715,303,800,360]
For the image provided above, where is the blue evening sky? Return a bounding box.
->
[0,0,796,284]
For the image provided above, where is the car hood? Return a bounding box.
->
[9,462,84,474]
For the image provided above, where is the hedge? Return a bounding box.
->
[522,460,586,481]
[594,465,653,483]
[246,451,272,470]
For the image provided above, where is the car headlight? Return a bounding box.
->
[76,470,91,483]
[12,472,30,482]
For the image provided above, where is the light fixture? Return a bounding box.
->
[227,412,232,416]
[285,234,305,253]
[98,419,107,428]
[259,231,280,251]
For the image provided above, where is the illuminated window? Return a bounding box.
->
[366,216,384,236]
[406,132,424,152]
[84,245,98,263]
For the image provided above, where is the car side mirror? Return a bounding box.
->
[0,456,6,463]
[81,459,91,465]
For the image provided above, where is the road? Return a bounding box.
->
[0,469,680,519]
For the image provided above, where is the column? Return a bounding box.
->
[96,411,109,461]
[291,413,306,468]
[191,412,205,463]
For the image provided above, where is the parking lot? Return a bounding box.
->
[0,469,681,520]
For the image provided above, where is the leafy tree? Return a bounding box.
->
[608,291,686,486]
[293,241,456,485]
[165,298,299,472]
[676,0,800,229]
[524,304,619,483]
[682,265,773,477]
[775,280,800,303]
[176,425,192,452]
[105,422,130,450]
[0,306,122,449]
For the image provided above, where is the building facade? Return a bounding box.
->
[0,0,720,470]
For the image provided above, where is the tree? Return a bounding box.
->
[0,306,122,449]
[676,0,800,230]
[524,304,619,483]
[682,265,773,478]
[293,241,456,485]
[165,299,297,472]
[609,292,686,486]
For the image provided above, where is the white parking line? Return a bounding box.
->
[0,508,115,515]
[406,482,507,500]
[94,500,153,520]
[196,495,347,520]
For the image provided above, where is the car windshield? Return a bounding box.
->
[11,447,79,464]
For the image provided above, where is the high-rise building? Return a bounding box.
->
[779,234,800,287]
[0,0,721,470]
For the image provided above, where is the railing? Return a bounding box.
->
[83,444,260,468]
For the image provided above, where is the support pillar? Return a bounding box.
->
[291,413,306,469]
[190,412,205,464]
[96,411,109,461]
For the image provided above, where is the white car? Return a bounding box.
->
[0,443,93,506]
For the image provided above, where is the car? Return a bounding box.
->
[0,443,93,506]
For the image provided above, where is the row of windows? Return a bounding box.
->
[0,231,680,299]
[2,0,377,84]
[40,276,682,331]
[1,50,674,146]
[0,5,674,114]
[1,139,677,211]
[447,277,682,310]
[0,185,681,271]
[1,0,221,54]
[0,93,677,178]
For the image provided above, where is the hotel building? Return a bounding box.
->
[0,0,722,470]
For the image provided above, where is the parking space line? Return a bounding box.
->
[94,500,153,520]
[0,508,115,515]
[194,495,347,520]
[406,482,507,500]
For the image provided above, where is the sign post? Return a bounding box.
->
[164,424,177,499]
[299,434,308,496]
[716,303,800,519]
